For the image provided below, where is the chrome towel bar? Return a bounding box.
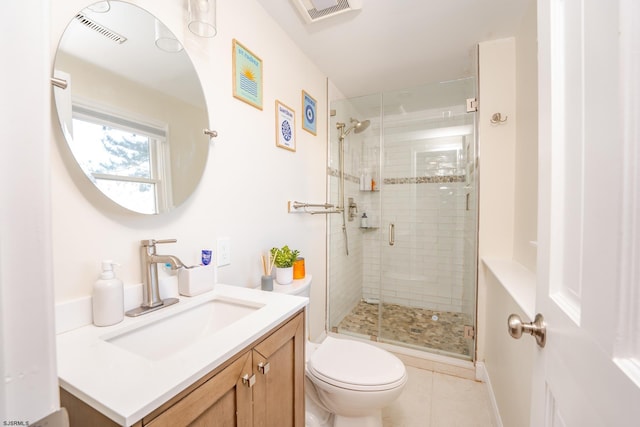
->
[288,201,343,215]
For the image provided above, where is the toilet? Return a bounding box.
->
[271,276,408,427]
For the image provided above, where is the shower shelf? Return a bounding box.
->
[359,226,378,230]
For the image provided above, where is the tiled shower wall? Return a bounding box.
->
[327,102,368,328]
[329,141,475,325]
[328,170,363,327]
[361,135,471,313]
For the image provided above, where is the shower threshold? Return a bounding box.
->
[335,300,473,359]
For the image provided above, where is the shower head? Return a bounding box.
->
[352,118,370,134]
[336,118,370,139]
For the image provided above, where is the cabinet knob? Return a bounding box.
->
[258,362,270,375]
[242,373,256,388]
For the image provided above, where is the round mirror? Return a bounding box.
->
[52,1,209,214]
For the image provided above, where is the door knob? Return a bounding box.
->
[508,313,546,348]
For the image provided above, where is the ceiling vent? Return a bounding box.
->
[75,13,127,44]
[292,0,363,24]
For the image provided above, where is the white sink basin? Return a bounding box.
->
[104,298,264,360]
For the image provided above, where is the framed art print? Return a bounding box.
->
[276,100,296,152]
[302,90,317,135]
[232,39,263,110]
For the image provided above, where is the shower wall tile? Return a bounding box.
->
[328,174,364,327]
[360,179,469,312]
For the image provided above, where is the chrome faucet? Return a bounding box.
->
[125,239,185,317]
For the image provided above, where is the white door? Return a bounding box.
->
[533,0,640,425]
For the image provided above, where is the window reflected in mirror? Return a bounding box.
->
[70,105,170,214]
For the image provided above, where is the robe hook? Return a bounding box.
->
[490,113,508,124]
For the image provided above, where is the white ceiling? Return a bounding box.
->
[57,1,204,107]
[256,0,534,98]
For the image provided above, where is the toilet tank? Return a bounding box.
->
[271,275,312,340]
[272,275,311,298]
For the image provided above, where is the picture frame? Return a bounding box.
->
[232,39,263,110]
[301,90,317,135]
[275,100,296,152]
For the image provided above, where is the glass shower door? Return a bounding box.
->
[327,78,478,361]
[376,79,478,359]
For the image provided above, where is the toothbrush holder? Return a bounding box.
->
[178,264,215,296]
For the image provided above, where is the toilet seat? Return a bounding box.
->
[307,336,407,392]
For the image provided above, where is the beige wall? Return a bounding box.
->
[50,0,328,340]
[513,0,539,272]
[477,37,517,362]
[483,266,534,427]
[477,1,538,425]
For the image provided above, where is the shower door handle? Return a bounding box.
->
[389,223,395,246]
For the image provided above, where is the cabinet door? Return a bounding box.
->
[148,351,254,427]
[252,312,305,427]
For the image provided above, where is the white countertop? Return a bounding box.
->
[56,284,308,425]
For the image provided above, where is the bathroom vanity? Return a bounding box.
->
[57,285,307,426]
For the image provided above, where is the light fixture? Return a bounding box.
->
[87,1,110,13]
[188,0,217,38]
[154,19,183,53]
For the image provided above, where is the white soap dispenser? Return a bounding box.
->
[92,260,124,327]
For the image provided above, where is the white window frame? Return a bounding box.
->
[70,101,171,214]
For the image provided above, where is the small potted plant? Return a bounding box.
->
[270,245,300,285]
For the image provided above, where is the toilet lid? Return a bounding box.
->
[308,337,406,391]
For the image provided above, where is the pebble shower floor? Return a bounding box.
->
[336,300,473,358]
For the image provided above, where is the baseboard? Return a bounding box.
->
[475,361,504,427]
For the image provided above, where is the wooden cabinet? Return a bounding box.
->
[147,310,305,427]
[252,311,305,427]
[62,310,305,427]
[145,351,254,427]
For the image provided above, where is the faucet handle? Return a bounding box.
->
[141,239,177,247]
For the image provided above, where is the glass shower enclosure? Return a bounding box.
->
[327,78,478,360]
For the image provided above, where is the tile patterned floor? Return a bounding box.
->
[382,366,497,427]
[336,301,473,357]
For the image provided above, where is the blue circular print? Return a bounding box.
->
[305,105,315,124]
[281,120,292,141]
